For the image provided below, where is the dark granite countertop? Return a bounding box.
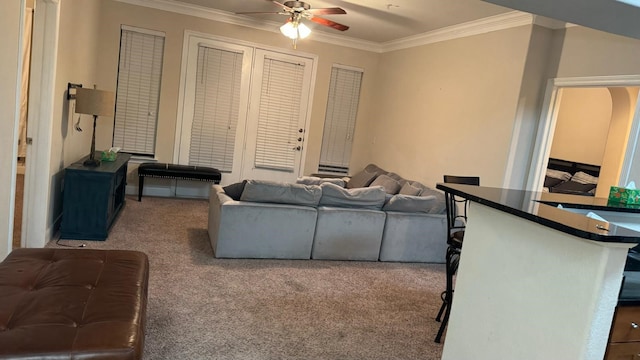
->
[436,183,640,306]
[436,183,640,243]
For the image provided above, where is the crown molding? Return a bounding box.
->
[114,1,544,53]
[381,11,534,52]
[114,0,384,52]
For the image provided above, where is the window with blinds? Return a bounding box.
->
[254,57,306,171]
[113,26,165,156]
[188,46,243,172]
[318,66,363,175]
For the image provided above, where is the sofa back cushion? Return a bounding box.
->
[383,194,438,213]
[240,180,322,206]
[319,183,386,210]
[296,176,346,187]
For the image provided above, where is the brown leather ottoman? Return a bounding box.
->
[0,248,149,359]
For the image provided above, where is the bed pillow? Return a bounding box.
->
[369,174,401,194]
[550,180,596,195]
[319,182,386,210]
[240,180,322,206]
[546,169,572,182]
[571,171,599,185]
[383,194,438,213]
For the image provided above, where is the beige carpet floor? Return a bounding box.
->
[49,195,446,359]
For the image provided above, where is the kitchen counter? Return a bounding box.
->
[436,183,640,242]
[436,184,640,360]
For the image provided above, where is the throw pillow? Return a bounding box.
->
[240,180,322,206]
[369,174,401,194]
[364,164,387,176]
[346,169,378,189]
[319,182,386,210]
[223,180,247,201]
[399,182,421,196]
[383,194,438,213]
[411,182,447,214]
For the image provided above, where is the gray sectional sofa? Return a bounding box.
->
[207,164,448,263]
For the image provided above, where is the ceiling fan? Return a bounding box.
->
[236,1,349,47]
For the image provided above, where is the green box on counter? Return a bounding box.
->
[608,186,640,205]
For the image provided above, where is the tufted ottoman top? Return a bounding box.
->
[0,248,149,360]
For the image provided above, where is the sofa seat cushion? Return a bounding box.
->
[240,180,321,206]
[319,183,386,210]
[312,207,386,261]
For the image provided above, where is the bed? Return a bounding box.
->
[543,158,601,196]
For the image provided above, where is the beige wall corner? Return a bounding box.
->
[365,25,534,188]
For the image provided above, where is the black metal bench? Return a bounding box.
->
[137,163,221,201]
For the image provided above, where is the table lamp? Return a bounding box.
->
[75,87,115,167]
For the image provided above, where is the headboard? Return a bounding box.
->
[547,158,601,177]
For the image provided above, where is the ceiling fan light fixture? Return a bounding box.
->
[280,21,311,40]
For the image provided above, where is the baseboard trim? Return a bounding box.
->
[125,183,210,200]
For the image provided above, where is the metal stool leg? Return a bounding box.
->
[435,245,460,343]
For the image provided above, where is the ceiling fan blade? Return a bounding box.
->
[310,16,349,31]
[235,11,284,15]
[307,7,346,15]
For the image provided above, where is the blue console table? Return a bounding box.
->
[60,153,131,240]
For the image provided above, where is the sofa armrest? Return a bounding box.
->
[210,185,232,205]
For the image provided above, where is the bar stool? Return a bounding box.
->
[435,175,479,343]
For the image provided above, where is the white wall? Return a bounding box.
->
[45,0,104,231]
[0,1,23,260]
[550,87,612,165]
[367,25,534,188]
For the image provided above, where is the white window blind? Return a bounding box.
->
[254,57,305,171]
[113,27,164,156]
[188,46,243,172]
[318,66,363,175]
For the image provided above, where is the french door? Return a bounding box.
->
[241,49,313,182]
[177,34,314,185]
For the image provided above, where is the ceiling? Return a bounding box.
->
[168,0,516,44]
[141,0,640,46]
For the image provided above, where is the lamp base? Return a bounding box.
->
[83,158,101,167]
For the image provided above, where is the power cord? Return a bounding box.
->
[56,238,86,248]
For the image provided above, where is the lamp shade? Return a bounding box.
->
[280,22,311,40]
[75,87,115,117]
